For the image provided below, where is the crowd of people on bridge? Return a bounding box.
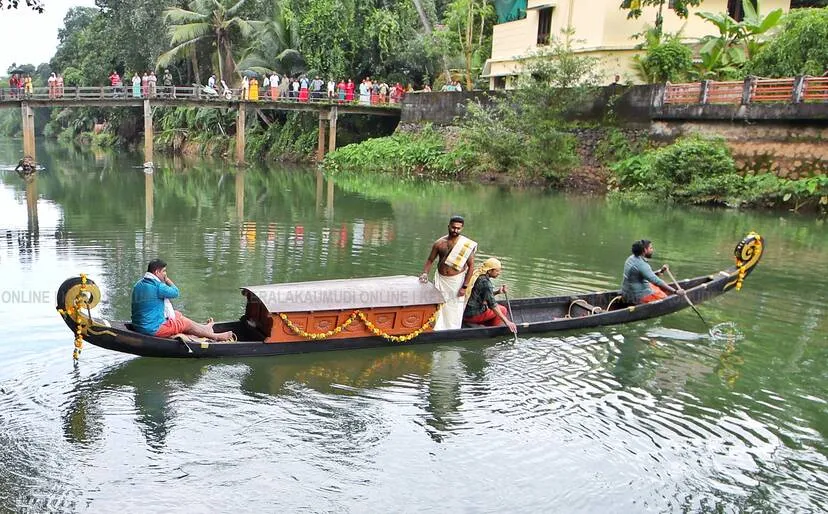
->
[5,68,459,103]
[108,70,175,99]
[7,74,35,99]
[237,74,418,105]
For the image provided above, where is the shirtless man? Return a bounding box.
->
[420,216,477,330]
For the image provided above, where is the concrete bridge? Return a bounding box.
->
[0,85,401,164]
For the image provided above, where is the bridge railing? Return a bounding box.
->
[0,85,404,108]
[663,76,828,105]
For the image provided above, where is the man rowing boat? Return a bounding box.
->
[621,239,686,304]
[420,216,477,330]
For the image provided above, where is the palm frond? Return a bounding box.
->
[227,0,249,17]
[157,37,209,68]
[231,18,264,38]
[163,7,208,24]
[168,22,213,45]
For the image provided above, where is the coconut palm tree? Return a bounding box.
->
[157,0,262,84]
[236,0,305,77]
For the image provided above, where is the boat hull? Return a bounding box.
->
[58,266,750,359]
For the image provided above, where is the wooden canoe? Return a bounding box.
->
[55,233,764,359]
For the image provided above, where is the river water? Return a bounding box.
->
[0,139,826,512]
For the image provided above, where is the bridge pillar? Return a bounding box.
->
[327,106,338,154]
[143,99,153,165]
[21,102,35,160]
[236,106,246,164]
[317,112,327,161]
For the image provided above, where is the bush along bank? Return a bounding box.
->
[610,135,827,214]
[322,126,826,214]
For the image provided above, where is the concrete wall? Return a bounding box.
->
[400,86,659,126]
[401,91,496,125]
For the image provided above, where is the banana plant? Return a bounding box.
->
[694,0,783,80]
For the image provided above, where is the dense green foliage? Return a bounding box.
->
[323,38,598,183]
[693,0,784,80]
[2,0,479,158]
[747,7,828,77]
[612,136,743,203]
[611,136,827,213]
[634,33,694,82]
[324,127,460,178]
[632,2,822,82]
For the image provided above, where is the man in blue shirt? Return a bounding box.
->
[131,259,235,341]
[621,240,685,304]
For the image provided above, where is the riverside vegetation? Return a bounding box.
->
[323,5,828,214]
[1,1,826,212]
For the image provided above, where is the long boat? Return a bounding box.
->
[56,233,764,359]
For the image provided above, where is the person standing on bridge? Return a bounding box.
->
[270,72,279,99]
[336,78,346,103]
[148,72,157,98]
[48,73,57,99]
[345,79,355,102]
[109,71,121,98]
[241,75,249,100]
[310,76,324,101]
[299,76,309,102]
[163,69,173,98]
[249,76,259,101]
[132,73,141,98]
[56,74,64,98]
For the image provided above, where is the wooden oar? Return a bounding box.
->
[504,289,518,342]
[665,267,710,330]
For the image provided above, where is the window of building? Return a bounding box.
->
[493,76,507,90]
[727,0,758,21]
[536,7,553,46]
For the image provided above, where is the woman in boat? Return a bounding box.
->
[462,258,517,333]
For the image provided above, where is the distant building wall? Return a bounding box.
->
[483,0,792,87]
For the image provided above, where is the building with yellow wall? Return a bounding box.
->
[482,0,792,89]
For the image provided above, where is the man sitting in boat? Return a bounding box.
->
[131,259,235,341]
[420,216,476,330]
[622,240,685,304]
[462,258,517,333]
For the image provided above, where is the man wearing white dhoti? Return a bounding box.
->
[420,216,477,330]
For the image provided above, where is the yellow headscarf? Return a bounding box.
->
[465,257,502,300]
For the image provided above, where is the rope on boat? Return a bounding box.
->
[279,307,440,343]
[605,295,623,311]
[566,299,602,319]
[565,295,623,319]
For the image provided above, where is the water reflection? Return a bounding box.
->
[2,140,827,511]
[61,346,489,450]
[7,174,42,265]
[144,170,153,231]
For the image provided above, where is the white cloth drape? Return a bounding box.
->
[433,272,465,330]
[144,272,175,320]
